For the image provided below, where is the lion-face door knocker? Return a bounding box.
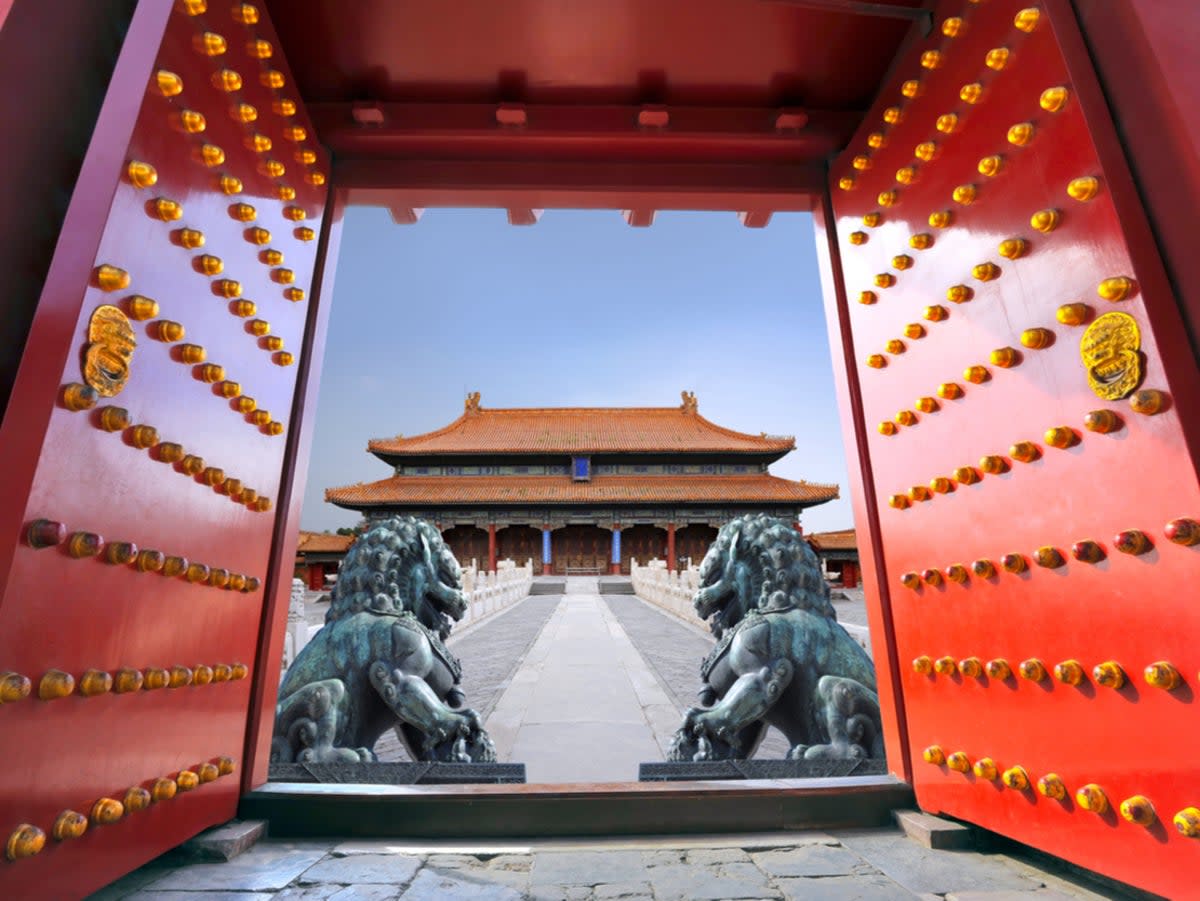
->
[1080,311,1142,401]
[83,304,136,396]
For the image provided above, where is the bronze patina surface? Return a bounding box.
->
[273,517,496,765]
[669,515,882,763]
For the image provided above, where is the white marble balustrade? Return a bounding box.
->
[283,559,534,668]
[629,558,707,629]
[458,558,535,628]
[630,558,871,653]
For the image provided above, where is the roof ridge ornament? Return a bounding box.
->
[464,391,481,414]
[680,390,698,414]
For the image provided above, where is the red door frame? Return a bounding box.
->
[244,187,345,789]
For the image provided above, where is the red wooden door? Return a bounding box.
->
[816,2,1200,896]
[0,3,331,896]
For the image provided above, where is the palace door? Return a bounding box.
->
[552,525,609,574]
[815,2,1200,896]
[620,525,666,574]
[674,524,718,570]
[442,525,489,569]
[497,525,540,568]
[0,3,335,897]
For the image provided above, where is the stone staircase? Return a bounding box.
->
[598,577,636,595]
[528,578,566,595]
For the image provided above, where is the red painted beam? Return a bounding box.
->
[306,102,861,166]
[622,209,656,227]
[388,206,424,225]
[738,210,773,228]
[338,159,822,212]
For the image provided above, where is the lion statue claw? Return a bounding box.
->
[668,514,882,762]
[272,516,496,764]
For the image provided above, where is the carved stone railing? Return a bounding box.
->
[630,558,706,629]
[630,558,872,653]
[282,559,534,668]
[458,558,534,628]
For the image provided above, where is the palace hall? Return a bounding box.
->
[326,392,838,575]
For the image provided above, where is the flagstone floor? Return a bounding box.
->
[85,585,1146,900]
[88,828,1132,900]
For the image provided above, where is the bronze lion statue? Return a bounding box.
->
[668,514,882,762]
[272,516,496,763]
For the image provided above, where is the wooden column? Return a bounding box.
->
[487,523,497,573]
[667,522,677,572]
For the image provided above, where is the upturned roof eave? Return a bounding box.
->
[368,446,794,466]
[364,405,797,460]
[325,481,839,512]
[328,495,834,512]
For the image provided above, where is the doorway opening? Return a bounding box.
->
[284,206,869,786]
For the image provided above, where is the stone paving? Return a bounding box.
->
[304,580,870,769]
[88,829,1126,900]
[486,579,680,782]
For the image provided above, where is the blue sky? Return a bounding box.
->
[301,206,855,536]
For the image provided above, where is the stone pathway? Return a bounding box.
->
[485,579,680,782]
[310,582,860,769]
[88,828,1125,900]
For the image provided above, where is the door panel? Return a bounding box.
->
[0,2,329,896]
[821,1,1200,895]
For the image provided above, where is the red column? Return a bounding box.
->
[667,522,677,572]
[307,564,322,590]
[487,523,497,573]
[843,561,859,589]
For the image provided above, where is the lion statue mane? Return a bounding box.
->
[668,514,883,762]
[272,516,496,764]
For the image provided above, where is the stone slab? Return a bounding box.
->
[400,867,523,901]
[945,892,1100,901]
[530,850,648,885]
[594,881,652,898]
[299,853,422,886]
[893,809,974,850]
[639,758,887,781]
[513,721,663,783]
[123,893,275,901]
[181,819,268,862]
[274,887,343,901]
[832,829,1047,896]
[776,874,917,900]
[644,862,780,900]
[751,844,872,878]
[269,762,525,784]
[328,887,402,901]
[147,846,330,892]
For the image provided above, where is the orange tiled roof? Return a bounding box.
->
[296,531,355,554]
[808,528,857,551]
[326,474,838,508]
[368,394,794,457]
